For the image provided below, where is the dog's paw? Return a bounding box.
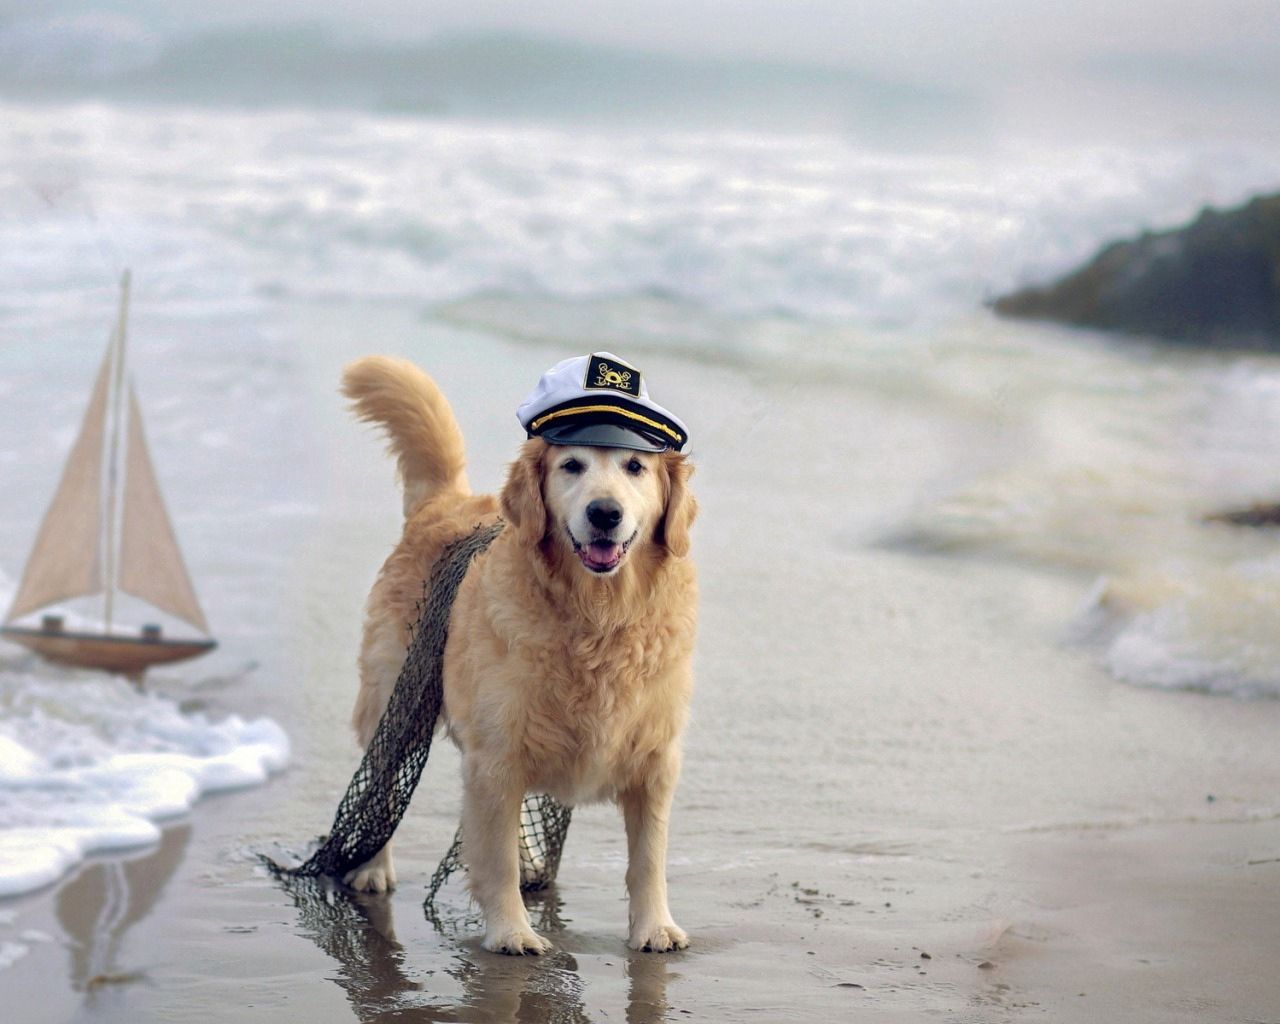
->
[628,921,689,953]
[482,925,553,956]
[343,860,397,894]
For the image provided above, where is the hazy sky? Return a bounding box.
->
[7,0,1280,85]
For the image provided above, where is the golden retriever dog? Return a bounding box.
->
[339,356,697,955]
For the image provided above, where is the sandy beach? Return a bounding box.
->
[2,298,1279,1022]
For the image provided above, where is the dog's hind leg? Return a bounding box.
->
[620,757,689,952]
[462,757,551,955]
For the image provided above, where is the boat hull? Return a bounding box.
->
[0,625,216,675]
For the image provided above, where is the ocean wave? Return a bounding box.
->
[1081,560,1280,699]
[5,100,1279,325]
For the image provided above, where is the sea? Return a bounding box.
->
[2,19,1280,915]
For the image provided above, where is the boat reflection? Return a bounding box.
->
[55,824,191,994]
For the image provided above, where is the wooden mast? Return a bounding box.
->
[102,269,131,635]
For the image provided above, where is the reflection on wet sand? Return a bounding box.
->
[625,952,672,1024]
[55,824,191,996]
[279,878,674,1022]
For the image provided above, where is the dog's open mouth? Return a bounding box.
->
[569,530,636,574]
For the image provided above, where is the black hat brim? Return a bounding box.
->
[526,395,686,451]
[539,422,670,452]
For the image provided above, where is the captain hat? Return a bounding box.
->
[517,352,688,453]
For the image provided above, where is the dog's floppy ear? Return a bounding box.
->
[500,438,549,548]
[657,452,697,558]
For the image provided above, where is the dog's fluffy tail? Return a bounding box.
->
[341,356,469,518]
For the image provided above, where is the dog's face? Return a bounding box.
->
[501,439,696,574]
[543,445,665,575]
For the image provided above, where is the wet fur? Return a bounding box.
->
[340,356,697,954]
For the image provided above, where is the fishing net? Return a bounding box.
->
[426,793,574,904]
[266,521,573,907]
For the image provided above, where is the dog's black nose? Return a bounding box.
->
[586,499,623,531]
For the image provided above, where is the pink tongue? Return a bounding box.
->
[584,542,621,568]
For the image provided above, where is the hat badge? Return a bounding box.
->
[593,362,631,390]
[584,354,642,396]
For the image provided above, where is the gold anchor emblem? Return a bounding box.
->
[593,362,632,390]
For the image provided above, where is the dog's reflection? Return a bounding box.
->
[55,824,191,994]
[625,952,672,1024]
[280,879,673,1023]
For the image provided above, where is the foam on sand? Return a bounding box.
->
[0,669,288,899]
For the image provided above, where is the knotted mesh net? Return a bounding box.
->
[426,792,574,904]
[267,521,572,905]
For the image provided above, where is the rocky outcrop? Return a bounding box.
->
[994,193,1280,350]
[1205,503,1280,528]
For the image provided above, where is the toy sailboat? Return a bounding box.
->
[1,271,216,676]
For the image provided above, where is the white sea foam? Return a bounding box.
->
[3,100,1279,326]
[1090,555,1280,699]
[0,671,288,898]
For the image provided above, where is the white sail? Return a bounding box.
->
[118,384,209,633]
[4,345,111,622]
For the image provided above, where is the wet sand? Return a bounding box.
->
[3,301,1280,1022]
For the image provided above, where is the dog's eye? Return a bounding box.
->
[625,458,645,476]
[561,459,584,475]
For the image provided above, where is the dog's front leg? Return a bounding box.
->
[620,766,689,952]
[462,758,551,955]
